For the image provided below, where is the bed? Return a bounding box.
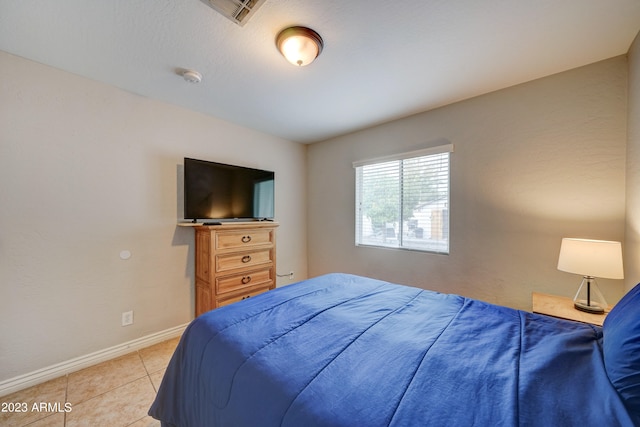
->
[149,273,640,426]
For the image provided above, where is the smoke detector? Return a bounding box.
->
[201,0,267,26]
[182,69,203,84]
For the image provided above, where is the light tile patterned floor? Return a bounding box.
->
[0,337,180,427]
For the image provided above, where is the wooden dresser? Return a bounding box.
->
[194,222,278,316]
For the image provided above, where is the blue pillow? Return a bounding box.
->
[603,283,640,415]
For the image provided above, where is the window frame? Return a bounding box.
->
[353,144,453,254]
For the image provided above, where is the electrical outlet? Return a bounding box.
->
[121,311,134,326]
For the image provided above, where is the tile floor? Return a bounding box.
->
[0,337,180,427]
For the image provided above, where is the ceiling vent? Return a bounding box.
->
[201,0,267,26]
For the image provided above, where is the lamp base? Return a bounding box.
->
[574,300,605,314]
[572,276,607,315]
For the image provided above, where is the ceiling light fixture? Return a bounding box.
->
[276,26,323,67]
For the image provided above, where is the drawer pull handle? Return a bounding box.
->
[242,295,252,300]
[242,276,252,284]
[242,235,252,243]
[242,255,252,263]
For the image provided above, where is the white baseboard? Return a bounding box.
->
[0,323,189,397]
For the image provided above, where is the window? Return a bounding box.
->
[354,144,452,254]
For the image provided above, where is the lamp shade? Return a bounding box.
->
[276,26,323,66]
[557,238,624,279]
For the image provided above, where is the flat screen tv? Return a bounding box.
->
[183,158,275,222]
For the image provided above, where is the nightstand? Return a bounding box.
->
[532,292,612,326]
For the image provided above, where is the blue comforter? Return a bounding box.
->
[149,273,637,426]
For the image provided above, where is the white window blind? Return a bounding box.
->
[354,144,452,253]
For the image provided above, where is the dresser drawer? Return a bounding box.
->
[216,249,272,273]
[216,268,274,295]
[217,285,271,308]
[215,229,274,251]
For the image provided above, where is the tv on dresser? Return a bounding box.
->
[184,157,275,222]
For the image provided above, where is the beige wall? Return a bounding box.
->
[308,56,628,310]
[625,32,640,292]
[0,51,307,381]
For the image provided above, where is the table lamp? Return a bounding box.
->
[557,238,623,314]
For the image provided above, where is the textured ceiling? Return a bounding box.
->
[1,0,639,143]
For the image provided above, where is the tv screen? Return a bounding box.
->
[184,158,275,221]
